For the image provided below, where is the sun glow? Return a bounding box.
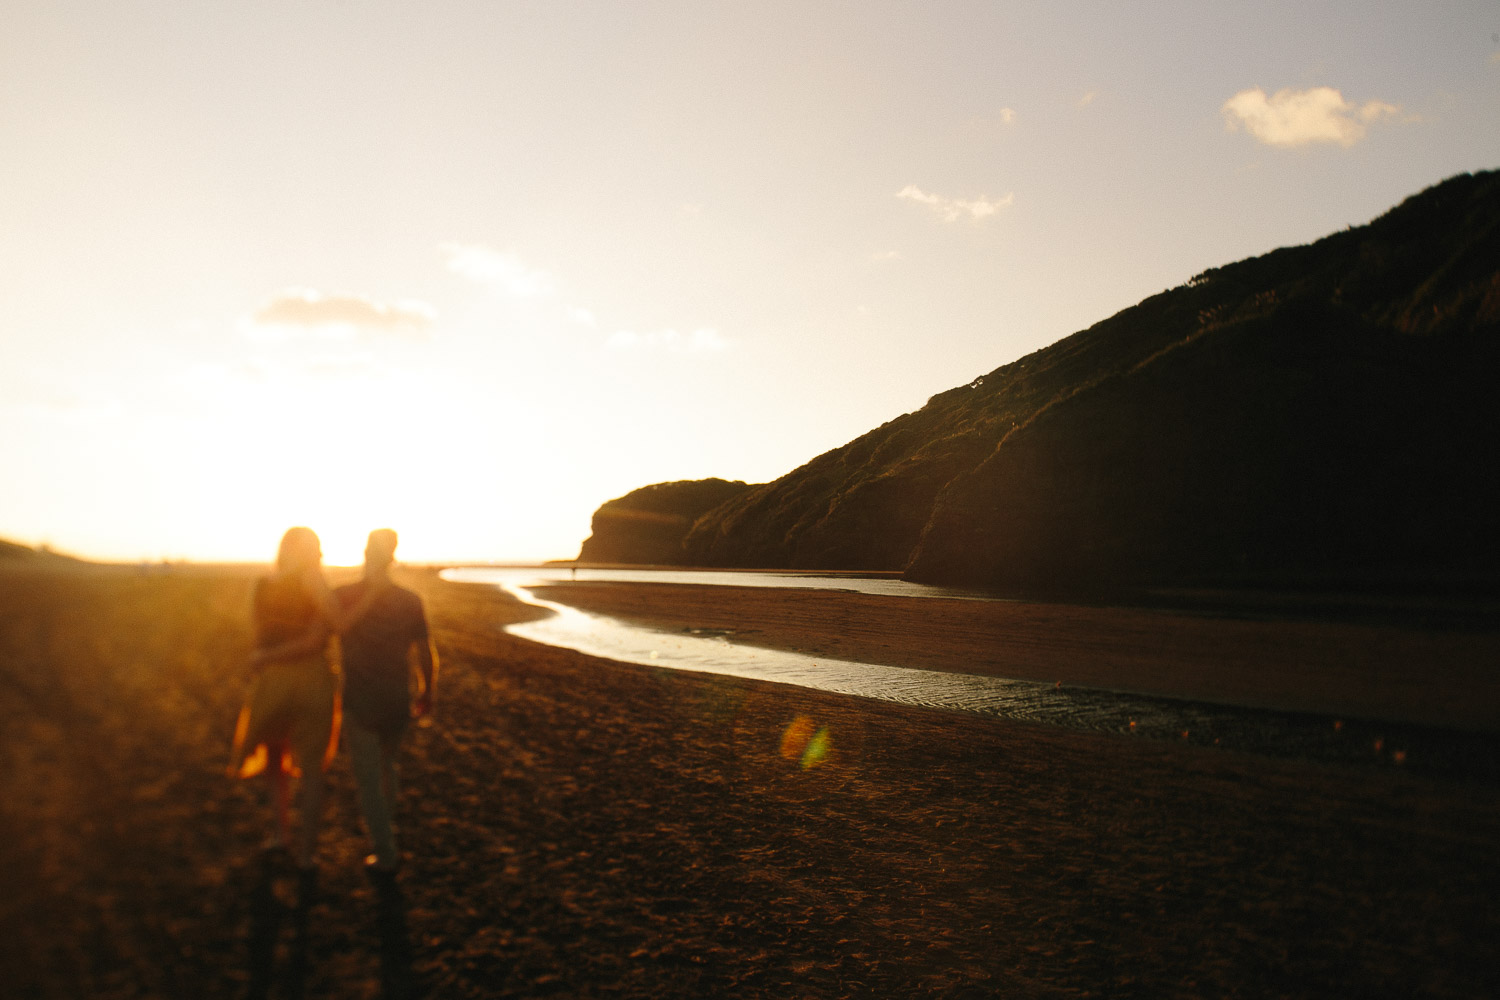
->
[28,350,603,566]
[5,4,1492,569]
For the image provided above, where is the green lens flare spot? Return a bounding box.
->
[800,727,831,769]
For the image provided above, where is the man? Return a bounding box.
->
[336,528,437,874]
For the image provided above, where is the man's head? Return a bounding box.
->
[365,528,398,571]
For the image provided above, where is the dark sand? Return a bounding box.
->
[3,563,1499,998]
[528,581,1500,731]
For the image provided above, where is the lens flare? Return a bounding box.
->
[780,716,815,760]
[802,727,832,769]
[779,715,832,769]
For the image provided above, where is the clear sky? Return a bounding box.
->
[3,2,1498,565]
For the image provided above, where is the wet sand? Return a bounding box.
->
[3,563,1499,998]
[528,580,1500,731]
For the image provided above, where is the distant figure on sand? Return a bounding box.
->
[229,526,384,872]
[336,529,437,876]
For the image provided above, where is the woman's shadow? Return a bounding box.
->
[245,852,416,999]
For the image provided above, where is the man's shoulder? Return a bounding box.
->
[391,585,427,620]
[334,578,424,618]
[370,582,426,618]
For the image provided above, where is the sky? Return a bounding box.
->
[3,2,1498,565]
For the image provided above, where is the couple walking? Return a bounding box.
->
[228,526,435,877]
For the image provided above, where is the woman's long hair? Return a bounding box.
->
[275,526,322,574]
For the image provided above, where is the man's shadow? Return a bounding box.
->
[370,871,418,999]
[245,854,416,999]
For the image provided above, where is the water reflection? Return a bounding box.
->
[444,565,996,600]
[443,567,1500,783]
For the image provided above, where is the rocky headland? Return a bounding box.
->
[576,478,756,565]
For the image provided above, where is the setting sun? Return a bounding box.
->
[5,6,1499,996]
[3,3,1497,564]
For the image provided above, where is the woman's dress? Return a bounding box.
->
[228,574,340,779]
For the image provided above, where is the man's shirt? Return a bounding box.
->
[336,580,429,734]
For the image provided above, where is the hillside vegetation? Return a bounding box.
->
[596,172,1500,593]
[577,479,755,565]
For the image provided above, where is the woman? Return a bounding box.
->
[228,526,382,870]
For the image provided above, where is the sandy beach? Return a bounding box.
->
[4,562,1499,998]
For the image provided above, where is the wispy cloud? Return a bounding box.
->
[1221,86,1400,147]
[442,243,557,298]
[999,107,1017,123]
[897,185,1014,222]
[606,327,729,353]
[250,289,435,337]
[440,241,727,354]
[1076,90,1098,108]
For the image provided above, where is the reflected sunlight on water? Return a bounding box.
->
[442,567,1500,782]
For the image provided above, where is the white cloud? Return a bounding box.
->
[897,185,1014,222]
[441,243,557,298]
[567,305,598,328]
[606,327,729,353]
[1077,90,1098,108]
[1221,86,1401,147]
[249,289,435,337]
[870,250,901,262]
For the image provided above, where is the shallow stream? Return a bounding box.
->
[442,567,1499,782]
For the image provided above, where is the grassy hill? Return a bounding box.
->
[602,172,1500,594]
[577,479,756,565]
[0,539,82,565]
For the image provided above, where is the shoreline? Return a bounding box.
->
[522,579,1500,733]
[7,562,1500,997]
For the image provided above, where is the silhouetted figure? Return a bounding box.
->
[230,526,386,869]
[336,529,437,875]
